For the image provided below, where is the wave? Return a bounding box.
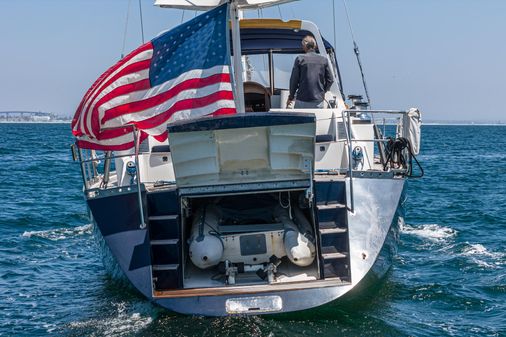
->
[400,223,457,242]
[22,224,93,241]
[68,302,154,336]
[459,243,505,269]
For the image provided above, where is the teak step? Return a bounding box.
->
[317,203,346,210]
[149,214,178,221]
[321,246,347,260]
[151,239,179,245]
[319,227,347,235]
[152,264,179,271]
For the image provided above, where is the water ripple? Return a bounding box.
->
[1,124,505,336]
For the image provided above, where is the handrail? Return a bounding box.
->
[73,124,147,229]
[341,110,354,213]
[340,108,412,214]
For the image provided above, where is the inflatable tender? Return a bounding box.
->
[188,203,316,269]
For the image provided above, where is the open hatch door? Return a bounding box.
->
[167,113,315,191]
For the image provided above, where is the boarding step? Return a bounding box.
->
[152,264,182,290]
[151,239,180,265]
[151,239,179,246]
[315,180,346,205]
[147,189,179,216]
[317,203,347,230]
[152,264,179,271]
[317,202,346,210]
[149,214,178,221]
[321,246,347,260]
[319,226,347,235]
[321,246,349,280]
[148,214,180,241]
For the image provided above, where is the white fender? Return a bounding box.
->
[188,206,224,269]
[274,206,316,267]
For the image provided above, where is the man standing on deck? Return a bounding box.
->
[287,35,334,109]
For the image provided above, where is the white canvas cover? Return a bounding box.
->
[154,0,298,10]
[402,108,422,155]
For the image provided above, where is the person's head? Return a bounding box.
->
[302,35,316,52]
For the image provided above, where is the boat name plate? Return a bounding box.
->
[225,296,282,314]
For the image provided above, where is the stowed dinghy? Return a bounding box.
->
[169,113,318,286]
[72,0,422,316]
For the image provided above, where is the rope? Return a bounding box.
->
[120,0,132,59]
[342,0,372,106]
[383,137,424,178]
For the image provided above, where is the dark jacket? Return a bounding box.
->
[289,51,334,102]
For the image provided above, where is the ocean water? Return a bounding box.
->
[0,123,504,337]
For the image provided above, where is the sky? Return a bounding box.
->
[0,0,505,122]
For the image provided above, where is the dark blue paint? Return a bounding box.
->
[238,28,334,55]
[87,190,146,237]
[129,231,151,271]
[168,112,315,133]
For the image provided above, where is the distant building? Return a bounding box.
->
[0,111,56,122]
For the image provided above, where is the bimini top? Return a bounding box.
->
[154,0,298,10]
[239,19,334,55]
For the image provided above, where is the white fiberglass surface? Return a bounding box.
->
[154,0,298,10]
[183,258,318,289]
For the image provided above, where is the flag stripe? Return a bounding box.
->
[101,73,231,123]
[134,91,234,130]
[76,105,235,151]
[90,65,230,136]
[82,59,152,137]
[97,92,234,140]
[77,50,153,136]
[73,44,153,133]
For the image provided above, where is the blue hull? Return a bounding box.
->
[87,178,405,316]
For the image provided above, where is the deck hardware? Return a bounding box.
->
[70,144,78,161]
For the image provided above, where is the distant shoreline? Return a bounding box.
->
[0,121,70,124]
[423,122,506,126]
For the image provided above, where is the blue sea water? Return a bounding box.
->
[0,123,504,336]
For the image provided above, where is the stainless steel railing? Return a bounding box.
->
[72,126,146,229]
[340,109,412,213]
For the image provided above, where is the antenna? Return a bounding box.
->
[332,0,337,50]
[277,5,283,20]
[139,0,145,44]
[342,0,371,106]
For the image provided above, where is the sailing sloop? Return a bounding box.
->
[71,0,423,316]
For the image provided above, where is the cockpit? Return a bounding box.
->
[237,19,343,111]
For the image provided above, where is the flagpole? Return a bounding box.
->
[230,0,245,114]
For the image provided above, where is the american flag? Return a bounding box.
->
[72,4,236,151]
